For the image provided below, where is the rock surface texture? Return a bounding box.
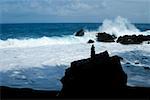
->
[117,35,150,44]
[96,32,116,42]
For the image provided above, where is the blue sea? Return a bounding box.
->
[0,17,150,90]
[1,23,150,40]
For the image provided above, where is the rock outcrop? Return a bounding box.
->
[75,29,84,36]
[59,46,127,97]
[87,39,94,43]
[0,86,58,99]
[96,32,116,42]
[117,35,150,44]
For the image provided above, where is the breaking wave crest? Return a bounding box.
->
[0,16,149,48]
[99,16,149,36]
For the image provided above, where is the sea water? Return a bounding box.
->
[0,16,150,90]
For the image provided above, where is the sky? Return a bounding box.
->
[0,0,150,23]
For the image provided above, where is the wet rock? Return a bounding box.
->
[87,39,94,43]
[113,55,123,61]
[75,29,84,36]
[142,57,148,60]
[135,62,139,64]
[134,60,139,64]
[117,35,150,44]
[126,62,130,64]
[96,32,116,42]
[144,67,150,70]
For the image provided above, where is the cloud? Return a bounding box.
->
[0,0,149,23]
[1,0,106,16]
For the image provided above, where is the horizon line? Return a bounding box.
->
[1,22,150,24]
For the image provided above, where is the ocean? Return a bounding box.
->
[0,17,150,90]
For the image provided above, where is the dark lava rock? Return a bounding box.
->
[59,48,127,97]
[117,35,150,44]
[96,32,116,42]
[87,39,94,43]
[126,62,130,64]
[135,62,139,64]
[142,57,148,59]
[113,55,123,61]
[75,29,84,36]
[0,86,59,99]
[144,67,150,70]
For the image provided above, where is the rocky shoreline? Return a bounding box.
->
[1,47,150,99]
[75,29,150,44]
[0,86,59,99]
[1,86,150,99]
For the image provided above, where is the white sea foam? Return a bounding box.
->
[99,16,148,36]
[0,16,150,90]
[0,16,149,49]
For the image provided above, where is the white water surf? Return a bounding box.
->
[0,16,150,90]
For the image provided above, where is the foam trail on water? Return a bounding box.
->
[0,35,94,48]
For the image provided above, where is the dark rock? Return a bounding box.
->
[75,29,84,36]
[96,32,116,42]
[117,35,150,44]
[135,62,139,64]
[87,39,94,43]
[59,48,127,97]
[0,86,59,99]
[142,57,148,59]
[113,55,123,61]
[1,86,150,99]
[126,62,130,64]
[144,67,150,70]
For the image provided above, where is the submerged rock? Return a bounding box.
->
[59,46,127,97]
[96,32,116,42]
[144,67,150,70]
[75,29,84,36]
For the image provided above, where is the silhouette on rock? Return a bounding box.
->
[59,46,127,98]
[96,32,116,42]
[75,29,84,36]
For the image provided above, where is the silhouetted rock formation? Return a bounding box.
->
[96,32,116,42]
[0,86,58,99]
[75,29,84,36]
[144,67,150,70]
[117,35,150,44]
[59,48,127,97]
[87,39,94,43]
